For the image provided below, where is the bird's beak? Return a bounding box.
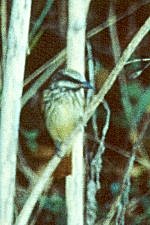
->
[81,81,94,90]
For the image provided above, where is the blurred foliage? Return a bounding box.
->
[114,81,150,128]
[126,81,150,125]
[39,193,67,225]
[21,128,39,152]
[40,193,66,213]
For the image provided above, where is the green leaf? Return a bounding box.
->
[133,88,150,124]
[127,81,143,100]
[40,194,66,214]
[21,128,39,151]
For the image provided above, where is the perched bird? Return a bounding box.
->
[43,69,92,155]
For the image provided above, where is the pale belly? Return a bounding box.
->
[46,96,83,143]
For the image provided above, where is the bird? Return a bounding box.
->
[42,68,93,156]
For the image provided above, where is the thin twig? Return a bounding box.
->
[109,2,134,127]
[29,0,54,42]
[87,0,150,39]
[17,145,38,186]
[86,101,110,225]
[109,4,132,224]
[22,49,66,107]
[126,58,150,65]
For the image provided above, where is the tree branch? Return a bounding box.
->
[0,1,32,225]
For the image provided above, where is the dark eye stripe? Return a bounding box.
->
[54,74,83,84]
[52,70,84,85]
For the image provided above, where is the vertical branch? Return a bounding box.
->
[0,64,1,111]
[86,41,95,104]
[66,1,91,225]
[67,0,91,75]
[0,1,32,225]
[1,0,7,70]
[0,0,7,92]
